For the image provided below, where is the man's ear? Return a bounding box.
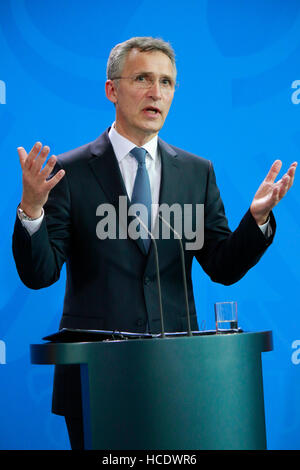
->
[105,80,118,104]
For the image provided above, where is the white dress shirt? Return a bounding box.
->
[108,124,161,230]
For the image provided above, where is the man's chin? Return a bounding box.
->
[139,119,165,135]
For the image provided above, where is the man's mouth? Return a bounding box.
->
[143,106,161,115]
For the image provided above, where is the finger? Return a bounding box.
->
[31,145,50,174]
[286,163,297,190]
[45,169,65,190]
[272,185,280,203]
[265,160,282,183]
[24,142,42,170]
[278,162,297,191]
[17,147,27,169]
[40,155,57,179]
[274,174,290,201]
[286,162,297,175]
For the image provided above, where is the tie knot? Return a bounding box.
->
[130,147,147,166]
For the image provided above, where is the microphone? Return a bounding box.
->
[135,215,165,338]
[158,213,192,337]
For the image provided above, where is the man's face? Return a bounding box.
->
[106,48,175,145]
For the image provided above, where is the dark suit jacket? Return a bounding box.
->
[12,129,276,416]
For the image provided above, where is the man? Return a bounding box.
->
[13,37,296,449]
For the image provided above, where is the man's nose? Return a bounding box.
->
[147,79,162,99]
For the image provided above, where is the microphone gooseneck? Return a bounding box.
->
[158,213,192,337]
[135,215,165,338]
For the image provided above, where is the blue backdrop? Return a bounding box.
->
[0,0,299,450]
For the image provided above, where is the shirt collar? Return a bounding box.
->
[108,123,158,163]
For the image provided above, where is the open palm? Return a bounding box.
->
[250,160,297,225]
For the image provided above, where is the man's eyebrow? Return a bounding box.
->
[133,70,168,75]
[134,71,174,79]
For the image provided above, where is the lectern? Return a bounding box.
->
[30,331,272,450]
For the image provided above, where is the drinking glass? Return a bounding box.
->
[214,301,238,333]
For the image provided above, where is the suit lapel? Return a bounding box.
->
[88,130,146,255]
[145,138,181,272]
[157,138,180,207]
[88,130,127,207]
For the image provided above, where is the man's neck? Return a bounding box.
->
[114,122,158,147]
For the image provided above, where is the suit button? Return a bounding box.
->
[144,276,151,285]
[137,318,145,326]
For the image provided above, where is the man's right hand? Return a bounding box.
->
[17,142,65,219]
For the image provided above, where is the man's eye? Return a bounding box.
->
[161,78,172,86]
[135,75,146,81]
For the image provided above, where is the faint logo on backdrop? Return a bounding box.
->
[0,80,6,104]
[291,340,300,365]
[0,340,6,364]
[291,80,300,104]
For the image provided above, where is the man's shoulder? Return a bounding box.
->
[56,129,110,169]
[57,141,92,167]
[158,138,212,169]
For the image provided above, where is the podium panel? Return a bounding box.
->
[30,331,273,450]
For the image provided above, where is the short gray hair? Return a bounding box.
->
[106,37,177,80]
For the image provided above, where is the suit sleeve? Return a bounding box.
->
[195,162,276,285]
[12,160,72,289]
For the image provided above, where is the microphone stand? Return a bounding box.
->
[158,214,192,337]
[136,216,165,338]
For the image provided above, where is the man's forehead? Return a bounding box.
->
[123,48,175,74]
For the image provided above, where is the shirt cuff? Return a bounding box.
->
[18,208,44,236]
[258,217,273,238]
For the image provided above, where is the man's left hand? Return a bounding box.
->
[250,160,297,226]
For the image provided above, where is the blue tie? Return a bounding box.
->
[130,147,152,253]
